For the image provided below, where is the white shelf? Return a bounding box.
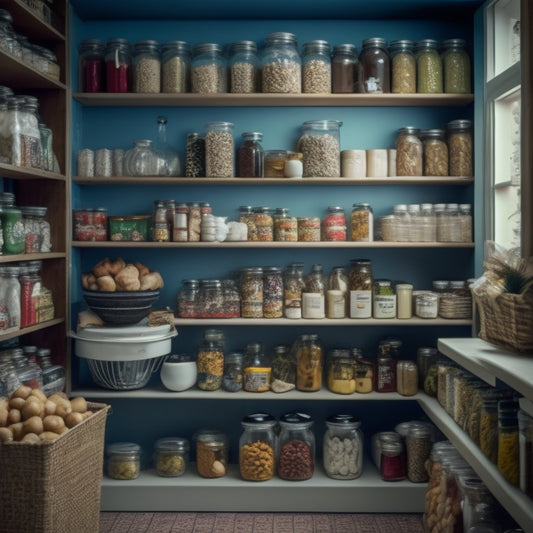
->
[100,462,426,513]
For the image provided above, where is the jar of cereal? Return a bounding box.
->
[239,413,277,481]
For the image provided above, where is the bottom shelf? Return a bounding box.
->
[100,462,426,512]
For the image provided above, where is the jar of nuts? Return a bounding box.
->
[298,120,342,177]
[191,43,227,94]
[261,32,301,93]
[239,413,277,481]
[301,40,331,94]
[205,121,234,177]
[278,412,315,480]
[161,40,191,93]
[229,40,260,94]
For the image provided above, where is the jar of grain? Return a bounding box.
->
[239,205,256,241]
[350,203,373,241]
[229,40,259,93]
[396,126,422,176]
[447,119,473,177]
[197,332,224,391]
[441,38,471,94]
[415,39,442,93]
[297,216,321,241]
[261,32,301,93]
[359,37,390,93]
[133,40,160,93]
[239,413,276,481]
[194,429,228,478]
[323,414,363,479]
[406,425,432,482]
[332,43,358,93]
[191,43,227,93]
[396,283,413,319]
[389,39,416,94]
[299,120,342,177]
[161,40,191,93]
[278,412,315,480]
[283,264,304,319]
[459,203,473,242]
[415,292,438,318]
[302,40,331,94]
[396,360,418,396]
[205,121,234,177]
[422,128,448,176]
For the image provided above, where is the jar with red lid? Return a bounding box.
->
[322,206,346,241]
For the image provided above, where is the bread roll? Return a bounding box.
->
[115,264,141,291]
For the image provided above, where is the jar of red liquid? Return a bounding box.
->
[105,38,132,93]
[380,439,406,481]
[78,39,105,92]
[322,206,346,241]
[93,207,108,241]
[375,355,396,392]
[73,209,95,241]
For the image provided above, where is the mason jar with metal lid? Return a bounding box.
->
[239,413,277,481]
[332,43,359,93]
[359,37,390,93]
[205,121,234,177]
[447,119,473,177]
[350,203,373,242]
[322,206,346,241]
[396,126,422,176]
[241,267,263,318]
[161,40,191,93]
[415,39,442,93]
[191,43,227,93]
[422,128,448,176]
[261,32,301,93]
[327,349,356,394]
[237,131,263,177]
[302,40,331,94]
[194,429,228,478]
[133,40,160,93]
[105,38,132,93]
[273,207,297,241]
[298,120,342,177]
[278,412,315,480]
[254,206,273,241]
[441,38,471,94]
[106,442,141,480]
[349,259,373,318]
[229,40,259,93]
[389,39,416,94]
[323,414,363,479]
[78,39,105,92]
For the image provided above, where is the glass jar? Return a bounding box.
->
[480,397,499,463]
[354,351,374,393]
[196,335,224,391]
[278,412,315,480]
[380,439,406,481]
[323,414,363,480]
[240,267,263,318]
[389,39,416,94]
[261,32,301,93]
[191,43,227,93]
[332,43,358,93]
[396,126,422,176]
[124,139,159,176]
[518,409,533,498]
[155,115,181,176]
[415,292,438,318]
[239,413,276,481]
[418,203,437,242]
[161,40,191,93]
[152,200,169,242]
[243,342,271,392]
[302,264,325,319]
[185,132,205,177]
[177,279,199,318]
[38,121,54,172]
[322,206,346,242]
[396,360,418,396]
[327,349,356,394]
[2,204,24,255]
[415,39,442,93]
[154,437,189,477]
[237,131,263,177]
[371,431,401,469]
[422,128,448,176]
[299,120,342,178]
[447,119,473,177]
[133,40,160,93]
[264,150,287,177]
[302,40,331,94]
[349,259,373,318]
[373,279,396,319]
[197,279,224,318]
[78,39,105,92]
[297,216,321,242]
[270,344,296,392]
[459,203,473,242]
[497,400,519,486]
[375,355,396,393]
[195,429,228,478]
[458,475,497,532]
[205,121,234,177]
[350,203,373,242]
[105,38,131,93]
[405,425,432,482]
[283,264,304,319]
[417,347,438,389]
[359,37,390,93]
[295,334,323,392]
[239,205,256,241]
[273,208,297,242]
[396,283,413,319]
[19,96,44,169]
[263,266,283,318]
[106,442,141,480]
[222,351,243,392]
[229,40,259,93]
[441,38,471,94]
[327,266,348,319]
[253,207,273,241]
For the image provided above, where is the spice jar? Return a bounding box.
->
[273,208,297,241]
[240,267,263,318]
[161,40,190,93]
[415,39,442,93]
[327,349,356,394]
[261,32,301,93]
[359,37,390,93]
[195,429,228,478]
[302,264,325,319]
[349,259,373,318]
[332,43,358,93]
[222,351,243,392]
[302,40,331,94]
[133,40,160,93]
[154,437,189,477]
[422,128,449,176]
[205,121,234,177]
[396,126,422,176]
[263,266,283,318]
[396,360,418,396]
[405,425,432,482]
[105,38,131,93]
[191,43,227,93]
[237,132,263,177]
[299,120,342,178]
[380,439,406,481]
[243,342,271,392]
[323,414,363,480]
[389,39,416,94]
[239,413,276,481]
[196,329,224,391]
[350,203,373,242]
[295,334,324,392]
[106,442,141,480]
[373,279,396,319]
[152,200,170,242]
[229,40,259,93]
[283,264,304,319]
[447,119,473,177]
[442,38,471,94]
[322,206,346,241]
[78,39,105,92]
[278,412,315,480]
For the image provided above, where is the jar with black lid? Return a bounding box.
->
[261,32,301,93]
[441,38,471,94]
[105,38,131,93]
[415,39,442,93]
[278,412,315,480]
[323,414,363,479]
[229,40,259,93]
[332,43,358,93]
[133,40,160,93]
[191,43,227,94]
[302,40,331,94]
[239,413,277,481]
[237,132,263,177]
[161,40,191,93]
[78,39,105,92]
[389,39,416,94]
[359,37,390,93]
[396,126,422,176]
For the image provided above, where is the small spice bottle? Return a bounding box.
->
[278,412,315,480]
[194,429,228,478]
[106,442,141,480]
[389,39,416,94]
[322,206,346,241]
[332,43,358,93]
[223,351,244,392]
[380,439,406,481]
[396,360,419,396]
[153,437,189,477]
[237,131,264,177]
[350,203,373,241]
[239,413,277,481]
[243,342,271,392]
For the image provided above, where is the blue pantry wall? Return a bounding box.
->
[68,0,485,512]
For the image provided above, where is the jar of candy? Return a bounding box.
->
[359,37,390,93]
[229,40,260,93]
[415,39,442,93]
[278,412,315,480]
[261,32,301,93]
[161,40,191,93]
[441,38,471,94]
[243,342,271,392]
[133,39,160,93]
[323,414,363,479]
[78,39,105,92]
[322,206,346,241]
[389,39,416,94]
[105,38,131,93]
[191,43,227,93]
[239,413,277,481]
[302,40,331,94]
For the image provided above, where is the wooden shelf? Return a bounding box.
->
[0,252,66,264]
[0,318,65,343]
[73,92,474,108]
[0,163,66,181]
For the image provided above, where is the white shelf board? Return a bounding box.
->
[100,462,426,513]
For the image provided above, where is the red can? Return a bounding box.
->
[73,209,95,241]
[93,207,108,241]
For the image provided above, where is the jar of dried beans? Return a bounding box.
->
[133,39,161,93]
[197,279,224,318]
[302,40,331,94]
[240,267,263,318]
[191,43,227,94]
[261,32,301,94]
[415,39,442,93]
[205,121,234,177]
[441,38,471,94]
[278,412,315,480]
[263,266,283,318]
[229,40,259,94]
[396,126,422,176]
[253,207,273,241]
[298,120,342,178]
[161,40,191,93]
[177,279,199,318]
[239,413,276,481]
[389,39,416,94]
[273,208,297,241]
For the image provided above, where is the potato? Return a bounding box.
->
[70,397,87,414]
[7,408,21,425]
[21,397,44,420]
[11,385,32,400]
[82,410,93,420]
[47,394,71,417]
[21,432,41,444]
[0,405,8,427]
[8,396,25,410]
[40,431,61,442]
[0,427,13,442]
[64,412,84,428]
[44,400,57,416]
[8,422,24,441]
[30,388,47,403]
[43,415,66,434]
[22,416,44,436]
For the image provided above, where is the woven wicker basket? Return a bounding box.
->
[0,402,109,533]
[473,281,533,353]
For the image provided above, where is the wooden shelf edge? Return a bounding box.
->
[0,252,67,263]
[0,317,65,342]
[0,162,66,181]
[3,0,66,40]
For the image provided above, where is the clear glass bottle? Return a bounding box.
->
[323,414,363,479]
[295,334,323,392]
[243,342,271,392]
[359,37,390,93]
[447,119,473,177]
[196,329,224,391]
[38,121,54,172]
[422,128,449,176]
[302,264,325,319]
[327,266,348,319]
[396,126,422,176]
[322,206,346,242]
[263,266,283,318]
[154,437,189,477]
[205,121,234,177]
[299,119,342,178]
[106,442,141,480]
[191,43,227,93]
[389,39,416,94]
[349,259,373,318]
[261,32,301,93]
[327,349,356,394]
[302,40,331,94]
[229,40,259,94]
[441,38,471,94]
[278,412,315,480]
[155,115,181,176]
[237,131,263,177]
[105,38,132,93]
[332,43,359,93]
[240,267,263,318]
[78,38,105,92]
[195,429,228,478]
[222,351,243,392]
[133,39,160,93]
[239,413,277,481]
[415,39,443,93]
[161,40,191,93]
[124,139,159,176]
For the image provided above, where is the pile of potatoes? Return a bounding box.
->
[0,386,92,444]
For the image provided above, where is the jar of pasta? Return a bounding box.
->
[350,203,373,241]
[396,126,422,176]
[295,334,324,392]
[197,330,224,391]
[447,119,473,177]
[239,413,277,481]
[297,217,321,242]
[389,39,416,94]
[415,39,442,93]
[422,128,449,176]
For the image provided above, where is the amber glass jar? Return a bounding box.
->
[359,37,390,93]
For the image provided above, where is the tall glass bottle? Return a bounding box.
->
[155,115,181,176]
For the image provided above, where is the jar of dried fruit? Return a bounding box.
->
[278,412,315,480]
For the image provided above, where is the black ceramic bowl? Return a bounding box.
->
[82,289,160,325]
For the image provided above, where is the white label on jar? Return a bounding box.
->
[373,295,396,318]
[302,292,325,319]
[350,290,372,318]
[326,290,346,319]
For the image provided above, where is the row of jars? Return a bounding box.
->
[0,192,52,255]
[78,34,470,95]
[106,411,364,482]
[0,9,60,80]
[0,344,64,399]
[0,87,59,173]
